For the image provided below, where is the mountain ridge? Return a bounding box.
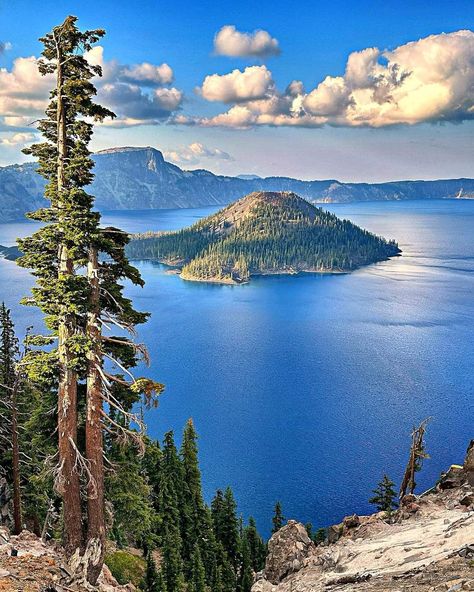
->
[0,146,473,222]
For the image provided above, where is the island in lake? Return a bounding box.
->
[126,191,401,284]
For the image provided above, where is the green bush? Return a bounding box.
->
[105,550,146,587]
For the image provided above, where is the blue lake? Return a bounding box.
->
[1,199,473,537]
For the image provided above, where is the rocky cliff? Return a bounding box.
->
[252,443,474,592]
[1,146,473,222]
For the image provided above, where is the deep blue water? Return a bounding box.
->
[1,199,473,537]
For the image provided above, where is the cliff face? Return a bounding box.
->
[1,146,473,222]
[253,445,474,592]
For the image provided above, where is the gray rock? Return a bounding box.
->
[264,520,316,585]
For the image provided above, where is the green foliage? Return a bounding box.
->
[105,550,146,587]
[0,303,18,478]
[127,193,400,282]
[106,442,156,547]
[189,546,206,592]
[369,474,399,514]
[271,501,285,534]
[243,517,266,572]
[313,528,327,545]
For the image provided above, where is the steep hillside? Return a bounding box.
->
[252,445,474,592]
[0,146,473,222]
[127,191,400,283]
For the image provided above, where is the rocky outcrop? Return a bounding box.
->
[1,146,474,222]
[0,527,134,591]
[261,521,316,584]
[252,446,474,592]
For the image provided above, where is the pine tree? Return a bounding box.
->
[238,538,253,592]
[189,545,206,592]
[143,552,160,592]
[18,16,162,583]
[180,419,206,570]
[161,527,185,592]
[271,502,285,534]
[369,474,398,514]
[0,304,21,533]
[18,16,114,560]
[0,304,18,479]
[243,517,266,572]
[221,487,240,566]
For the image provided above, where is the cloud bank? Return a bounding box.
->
[188,29,474,128]
[0,46,183,134]
[214,25,280,58]
[164,142,233,166]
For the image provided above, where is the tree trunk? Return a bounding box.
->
[85,246,106,584]
[56,41,83,557]
[11,374,21,535]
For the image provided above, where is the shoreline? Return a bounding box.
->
[136,254,401,285]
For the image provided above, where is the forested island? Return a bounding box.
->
[127,191,401,283]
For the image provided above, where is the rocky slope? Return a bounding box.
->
[1,146,473,222]
[252,443,474,592]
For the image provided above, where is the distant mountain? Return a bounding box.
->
[126,191,401,284]
[0,146,473,222]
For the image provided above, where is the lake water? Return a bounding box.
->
[1,199,473,537]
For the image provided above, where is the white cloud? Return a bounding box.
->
[0,46,183,130]
[187,29,474,128]
[164,142,233,165]
[214,25,280,58]
[200,65,274,103]
[0,132,37,145]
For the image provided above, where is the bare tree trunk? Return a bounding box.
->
[55,40,83,557]
[85,246,106,584]
[399,419,430,499]
[11,374,21,535]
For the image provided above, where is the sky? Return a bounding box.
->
[0,0,473,182]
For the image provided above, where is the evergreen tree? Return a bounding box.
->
[143,552,160,592]
[180,419,206,571]
[189,545,206,592]
[221,487,240,566]
[18,16,162,582]
[18,16,114,562]
[243,517,266,572]
[161,527,185,592]
[158,432,184,537]
[238,538,253,592]
[369,474,398,514]
[0,304,21,533]
[0,303,18,480]
[271,502,285,534]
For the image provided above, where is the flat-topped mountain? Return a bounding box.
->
[0,146,473,222]
[127,191,401,283]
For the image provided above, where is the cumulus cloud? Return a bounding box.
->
[0,132,37,146]
[187,29,474,128]
[200,65,274,103]
[214,25,280,58]
[0,46,183,130]
[164,142,233,166]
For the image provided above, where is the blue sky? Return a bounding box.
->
[0,0,473,181]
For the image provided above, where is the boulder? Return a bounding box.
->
[327,524,343,544]
[464,441,474,485]
[263,520,316,585]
